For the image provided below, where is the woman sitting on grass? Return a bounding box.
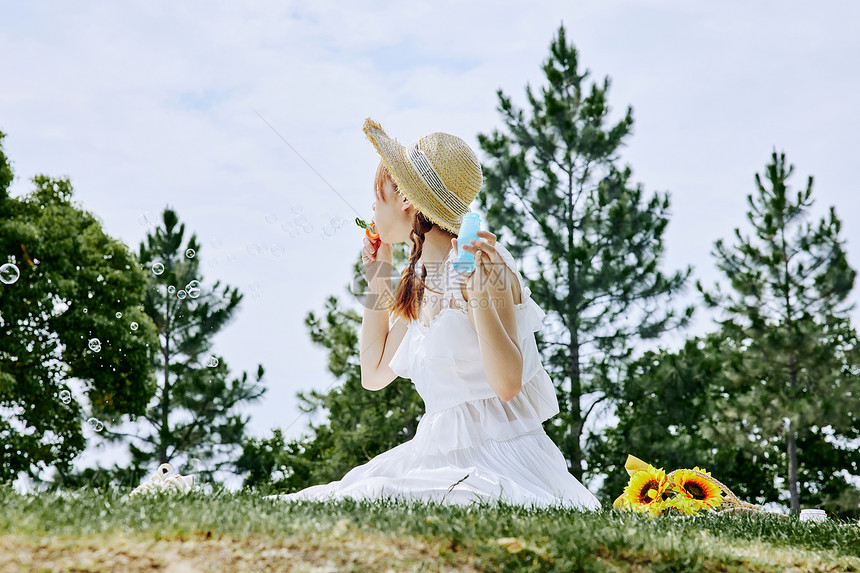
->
[264,118,600,510]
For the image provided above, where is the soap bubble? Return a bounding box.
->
[294,213,307,226]
[323,223,336,237]
[59,390,72,404]
[247,241,264,256]
[187,287,201,299]
[130,322,139,331]
[0,263,20,285]
[177,290,187,300]
[83,308,88,314]
[303,223,313,233]
[185,249,196,259]
[206,355,219,368]
[151,262,165,275]
[167,285,176,294]
[210,237,223,249]
[187,457,204,473]
[88,338,101,352]
[115,312,122,319]
[87,417,105,432]
[186,280,200,290]
[265,212,278,224]
[270,243,285,257]
[291,202,303,214]
[330,215,345,228]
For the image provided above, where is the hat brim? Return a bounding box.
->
[363,118,464,235]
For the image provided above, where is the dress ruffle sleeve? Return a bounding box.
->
[388,326,412,379]
[494,243,547,336]
[493,242,548,382]
[515,291,546,337]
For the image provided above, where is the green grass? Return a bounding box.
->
[1,484,858,572]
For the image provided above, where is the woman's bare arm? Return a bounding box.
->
[359,273,407,390]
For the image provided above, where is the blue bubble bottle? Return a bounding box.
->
[453,212,482,274]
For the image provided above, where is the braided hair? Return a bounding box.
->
[390,210,451,322]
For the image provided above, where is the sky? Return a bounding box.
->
[2,0,859,489]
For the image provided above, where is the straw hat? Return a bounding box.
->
[362,118,482,234]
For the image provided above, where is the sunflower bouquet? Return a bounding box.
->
[613,455,760,517]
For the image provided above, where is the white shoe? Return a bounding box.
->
[130,463,196,497]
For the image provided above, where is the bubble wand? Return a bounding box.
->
[355,217,379,244]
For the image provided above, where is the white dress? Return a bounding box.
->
[267,242,601,510]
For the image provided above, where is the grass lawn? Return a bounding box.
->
[0,485,858,572]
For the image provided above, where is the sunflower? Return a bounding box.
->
[671,469,723,513]
[621,465,669,516]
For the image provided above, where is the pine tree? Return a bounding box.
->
[61,208,267,486]
[0,131,157,482]
[696,150,860,515]
[475,24,694,480]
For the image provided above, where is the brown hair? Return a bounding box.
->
[373,162,455,323]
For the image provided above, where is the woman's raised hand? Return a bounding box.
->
[452,229,502,301]
[362,225,392,282]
